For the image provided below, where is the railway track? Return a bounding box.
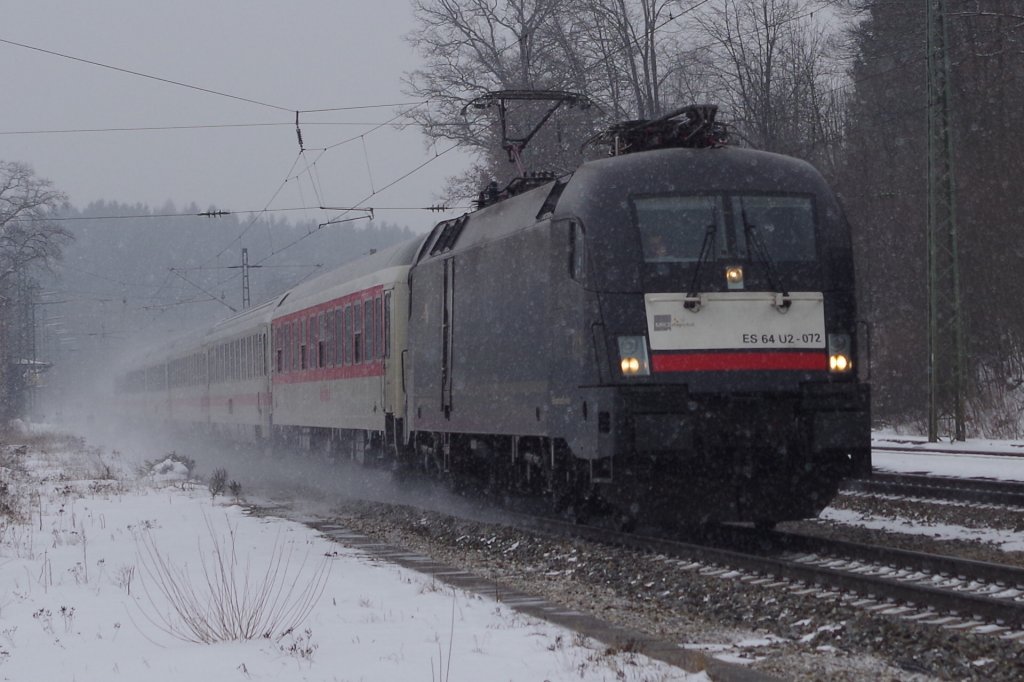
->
[844,471,1024,506]
[873,442,1024,458]
[510,513,1024,635]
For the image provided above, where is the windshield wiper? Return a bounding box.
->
[684,216,717,311]
[741,208,791,311]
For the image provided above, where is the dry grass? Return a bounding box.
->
[134,513,331,643]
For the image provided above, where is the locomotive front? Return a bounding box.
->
[552,146,870,526]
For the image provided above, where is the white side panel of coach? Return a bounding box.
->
[271,263,411,433]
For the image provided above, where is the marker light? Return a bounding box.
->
[725,265,744,289]
[617,336,650,376]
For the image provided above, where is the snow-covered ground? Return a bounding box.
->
[873,430,1024,481]
[8,421,1022,681]
[820,505,1024,553]
[0,427,703,682]
[812,431,1024,553]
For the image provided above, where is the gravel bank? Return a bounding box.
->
[320,498,1024,681]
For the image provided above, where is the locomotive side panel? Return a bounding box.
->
[410,223,554,437]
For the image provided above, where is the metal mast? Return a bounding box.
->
[926,0,966,442]
[241,248,251,311]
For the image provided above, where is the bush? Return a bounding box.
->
[134,515,331,643]
[208,468,228,498]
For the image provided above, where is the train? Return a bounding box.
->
[117,106,871,528]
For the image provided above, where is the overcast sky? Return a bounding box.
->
[2,0,472,232]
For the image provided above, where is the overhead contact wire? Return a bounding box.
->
[0,36,292,113]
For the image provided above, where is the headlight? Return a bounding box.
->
[617,336,650,376]
[725,265,744,289]
[828,333,853,373]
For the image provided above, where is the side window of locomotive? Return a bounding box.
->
[568,221,586,282]
[634,196,724,263]
[731,195,817,262]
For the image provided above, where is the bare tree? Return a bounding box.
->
[404,0,699,196]
[690,0,845,166]
[0,161,71,419]
[561,0,689,119]
[0,161,71,285]
[404,0,570,151]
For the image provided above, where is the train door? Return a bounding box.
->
[441,257,455,419]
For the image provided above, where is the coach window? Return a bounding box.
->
[306,316,314,369]
[353,303,362,364]
[318,313,326,368]
[364,299,374,361]
[344,305,353,364]
[292,321,299,372]
[383,291,392,358]
[307,316,314,369]
[277,327,283,373]
[334,308,343,365]
[275,329,283,373]
[326,310,335,367]
[259,333,266,376]
[313,315,321,368]
[375,295,383,360]
[284,325,291,373]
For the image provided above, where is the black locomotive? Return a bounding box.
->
[119,106,870,528]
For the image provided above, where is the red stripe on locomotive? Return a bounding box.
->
[651,351,827,372]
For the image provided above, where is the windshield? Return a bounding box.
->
[634,193,816,264]
[733,195,817,262]
[635,196,726,262]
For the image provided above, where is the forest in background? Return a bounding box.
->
[403,0,1024,436]
[27,206,413,420]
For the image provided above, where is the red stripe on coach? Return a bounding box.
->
[651,351,827,372]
